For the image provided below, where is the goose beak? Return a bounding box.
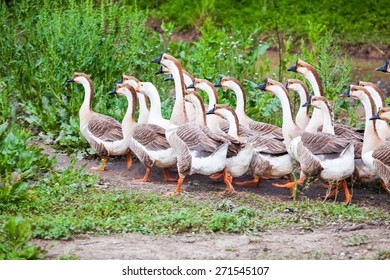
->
[255,79,267,91]
[302,98,311,107]
[341,86,351,97]
[206,104,216,115]
[284,81,289,89]
[151,53,163,64]
[376,60,389,72]
[370,111,380,120]
[186,84,195,89]
[64,77,74,86]
[155,66,164,75]
[287,65,297,72]
[163,74,173,82]
[214,75,224,87]
[108,87,116,95]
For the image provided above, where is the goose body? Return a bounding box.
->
[65,72,131,170]
[114,83,177,182]
[256,78,354,204]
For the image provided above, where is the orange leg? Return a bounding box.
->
[222,167,235,194]
[134,167,151,182]
[234,177,261,187]
[91,156,108,171]
[162,168,178,182]
[163,177,185,197]
[380,180,390,194]
[126,152,133,169]
[209,171,223,180]
[324,180,352,205]
[273,177,304,198]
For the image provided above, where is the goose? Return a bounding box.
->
[113,83,177,182]
[185,91,253,183]
[65,72,132,171]
[256,78,355,204]
[359,81,390,141]
[343,85,390,194]
[152,53,232,195]
[288,59,364,142]
[376,59,390,73]
[284,79,310,129]
[303,96,378,190]
[214,75,283,140]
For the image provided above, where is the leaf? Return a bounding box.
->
[0,122,8,136]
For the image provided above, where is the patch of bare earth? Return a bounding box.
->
[33,149,390,260]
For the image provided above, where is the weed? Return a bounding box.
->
[377,250,390,260]
[0,216,45,260]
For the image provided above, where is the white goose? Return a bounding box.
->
[152,53,232,195]
[214,75,283,140]
[343,85,390,194]
[65,72,132,171]
[285,79,310,130]
[256,78,355,204]
[114,83,177,182]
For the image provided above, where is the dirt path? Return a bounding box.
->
[33,151,390,260]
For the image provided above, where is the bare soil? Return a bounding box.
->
[33,151,390,260]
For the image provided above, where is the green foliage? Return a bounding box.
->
[139,0,390,45]
[0,217,45,260]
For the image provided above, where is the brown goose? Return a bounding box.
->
[152,53,232,195]
[256,78,355,204]
[65,72,132,171]
[114,83,177,182]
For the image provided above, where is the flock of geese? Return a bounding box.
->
[65,54,390,204]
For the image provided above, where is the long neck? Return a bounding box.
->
[229,82,247,120]
[360,94,382,153]
[294,86,310,128]
[145,87,163,120]
[79,77,93,113]
[122,93,136,137]
[170,64,188,125]
[365,86,385,110]
[189,97,207,127]
[304,71,324,97]
[199,83,218,111]
[136,93,150,124]
[318,103,335,134]
[274,87,301,142]
[225,112,239,140]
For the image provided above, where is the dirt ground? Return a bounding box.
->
[33,151,390,260]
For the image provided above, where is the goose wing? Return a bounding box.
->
[249,135,287,155]
[87,113,123,142]
[132,124,171,151]
[301,132,352,155]
[249,121,283,140]
[334,123,364,142]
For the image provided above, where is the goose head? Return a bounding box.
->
[285,79,309,96]
[114,83,136,98]
[303,96,332,112]
[370,107,390,121]
[65,72,92,88]
[214,75,242,90]
[255,78,288,96]
[342,85,369,100]
[287,59,315,77]
[376,59,390,73]
[155,65,170,75]
[122,75,140,89]
[358,80,386,109]
[151,53,181,71]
